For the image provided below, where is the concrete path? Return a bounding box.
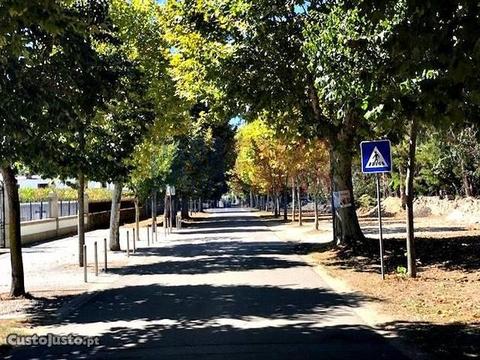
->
[7,209,408,359]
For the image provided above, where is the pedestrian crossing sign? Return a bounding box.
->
[360,140,392,174]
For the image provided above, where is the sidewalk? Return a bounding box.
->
[257,211,333,244]
[0,224,163,319]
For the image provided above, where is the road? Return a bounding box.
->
[8,208,408,359]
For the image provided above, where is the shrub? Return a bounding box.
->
[357,194,377,208]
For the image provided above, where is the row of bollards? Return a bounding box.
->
[83,218,182,282]
[83,238,108,283]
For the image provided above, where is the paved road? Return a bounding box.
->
[8,209,408,359]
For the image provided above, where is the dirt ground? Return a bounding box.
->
[302,209,480,360]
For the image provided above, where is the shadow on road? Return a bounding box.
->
[14,283,479,359]
[11,283,409,360]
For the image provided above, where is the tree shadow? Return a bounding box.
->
[133,241,316,258]
[380,321,480,360]
[12,285,478,359]
[109,256,308,275]
[362,225,470,235]
[8,283,412,360]
[179,228,271,235]
[319,235,480,273]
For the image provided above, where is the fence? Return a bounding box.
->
[59,200,79,217]
[4,194,164,247]
[20,201,51,222]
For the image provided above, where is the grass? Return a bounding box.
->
[0,318,29,355]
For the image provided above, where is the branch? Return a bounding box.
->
[306,71,335,138]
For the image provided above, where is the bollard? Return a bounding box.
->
[132,228,136,253]
[94,241,98,277]
[177,214,182,229]
[104,238,108,272]
[127,230,130,257]
[83,244,87,283]
[147,225,150,246]
[152,223,155,243]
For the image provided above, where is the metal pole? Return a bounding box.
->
[104,238,108,272]
[170,196,173,232]
[127,230,130,257]
[155,221,158,242]
[376,174,385,280]
[94,241,98,276]
[83,244,87,283]
[147,225,150,246]
[132,228,136,253]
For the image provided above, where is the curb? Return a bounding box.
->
[305,259,431,360]
[262,216,431,360]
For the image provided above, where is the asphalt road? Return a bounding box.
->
[8,208,409,360]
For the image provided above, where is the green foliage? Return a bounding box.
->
[17,188,127,203]
[357,194,377,209]
[170,120,236,201]
[128,141,178,200]
[1,0,153,186]
[396,266,407,276]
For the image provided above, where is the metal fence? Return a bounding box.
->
[20,201,51,222]
[0,182,5,248]
[59,200,79,217]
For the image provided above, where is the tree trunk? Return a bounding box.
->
[297,186,303,226]
[406,118,418,278]
[199,197,203,212]
[273,194,279,217]
[461,160,474,197]
[283,187,288,221]
[1,165,25,297]
[134,195,140,241]
[181,197,189,219]
[399,166,406,209]
[171,195,177,227]
[108,181,122,251]
[314,193,319,231]
[164,193,169,228]
[151,191,157,231]
[330,134,365,247]
[77,171,85,267]
[291,178,296,222]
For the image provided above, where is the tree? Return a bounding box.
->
[0,0,89,296]
[371,0,480,277]
[233,119,290,217]
[163,0,368,245]
[35,0,154,265]
[127,140,177,239]
[300,140,330,230]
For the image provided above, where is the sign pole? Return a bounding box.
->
[361,139,391,280]
[376,173,385,280]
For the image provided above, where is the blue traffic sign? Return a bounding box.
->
[360,140,392,174]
